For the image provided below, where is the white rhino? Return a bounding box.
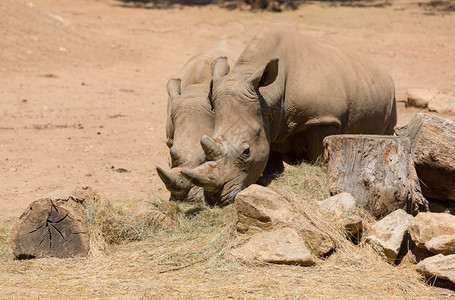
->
[181,23,397,206]
[156,40,244,202]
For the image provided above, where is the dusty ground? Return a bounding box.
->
[1,0,454,218]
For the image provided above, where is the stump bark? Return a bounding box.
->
[11,187,97,259]
[323,135,428,219]
[395,113,455,202]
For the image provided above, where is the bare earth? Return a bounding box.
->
[1,0,454,218]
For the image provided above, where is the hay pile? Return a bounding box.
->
[0,162,436,298]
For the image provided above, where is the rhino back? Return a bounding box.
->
[232,23,395,143]
[179,39,244,90]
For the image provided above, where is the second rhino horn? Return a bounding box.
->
[170,147,190,167]
[200,135,224,161]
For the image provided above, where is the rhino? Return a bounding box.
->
[180,23,397,206]
[156,39,244,202]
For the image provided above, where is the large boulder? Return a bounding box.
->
[235,184,334,256]
[428,93,455,114]
[409,212,455,255]
[364,209,414,262]
[405,88,438,108]
[395,113,455,202]
[227,227,316,266]
[317,192,363,236]
[417,254,455,285]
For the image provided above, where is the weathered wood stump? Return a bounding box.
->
[323,135,428,219]
[395,113,455,202]
[11,187,97,259]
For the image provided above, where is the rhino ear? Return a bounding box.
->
[249,59,279,91]
[211,57,230,82]
[166,78,181,100]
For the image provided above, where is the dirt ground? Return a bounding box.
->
[1,0,454,218]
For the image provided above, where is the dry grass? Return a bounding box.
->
[0,162,436,299]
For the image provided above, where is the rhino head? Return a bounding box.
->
[180,57,279,206]
[156,78,214,202]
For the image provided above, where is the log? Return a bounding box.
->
[11,187,97,259]
[395,113,455,202]
[323,135,428,219]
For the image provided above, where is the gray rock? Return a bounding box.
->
[405,88,438,108]
[428,93,455,114]
[318,192,363,236]
[409,212,455,255]
[365,209,414,262]
[235,184,334,256]
[395,113,455,202]
[417,254,455,284]
[227,227,316,266]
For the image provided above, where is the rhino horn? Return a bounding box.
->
[169,147,189,167]
[156,166,187,192]
[200,135,224,161]
[180,162,221,192]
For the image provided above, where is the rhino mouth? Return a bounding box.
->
[203,181,243,207]
[170,186,204,203]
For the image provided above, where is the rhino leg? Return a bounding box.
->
[256,152,285,186]
[263,152,284,175]
[303,125,340,162]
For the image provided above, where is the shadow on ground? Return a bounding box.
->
[114,0,454,13]
[418,0,455,14]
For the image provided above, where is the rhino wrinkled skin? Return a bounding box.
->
[181,23,397,206]
[156,40,244,202]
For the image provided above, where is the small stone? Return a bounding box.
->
[404,88,438,108]
[227,227,316,266]
[409,212,455,255]
[417,254,455,284]
[318,192,363,236]
[428,93,455,114]
[365,209,414,262]
[132,201,178,231]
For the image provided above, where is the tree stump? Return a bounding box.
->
[395,113,455,202]
[323,135,428,219]
[11,187,97,259]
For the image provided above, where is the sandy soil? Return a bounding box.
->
[1,0,454,218]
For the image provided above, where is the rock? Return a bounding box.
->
[395,113,455,202]
[409,212,455,255]
[132,201,178,231]
[400,235,433,264]
[318,192,363,236]
[364,209,414,262]
[235,184,295,233]
[235,184,334,256]
[428,93,455,114]
[11,188,96,259]
[405,88,438,108]
[227,227,316,266]
[417,254,455,284]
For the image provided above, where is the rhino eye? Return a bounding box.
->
[241,147,251,158]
